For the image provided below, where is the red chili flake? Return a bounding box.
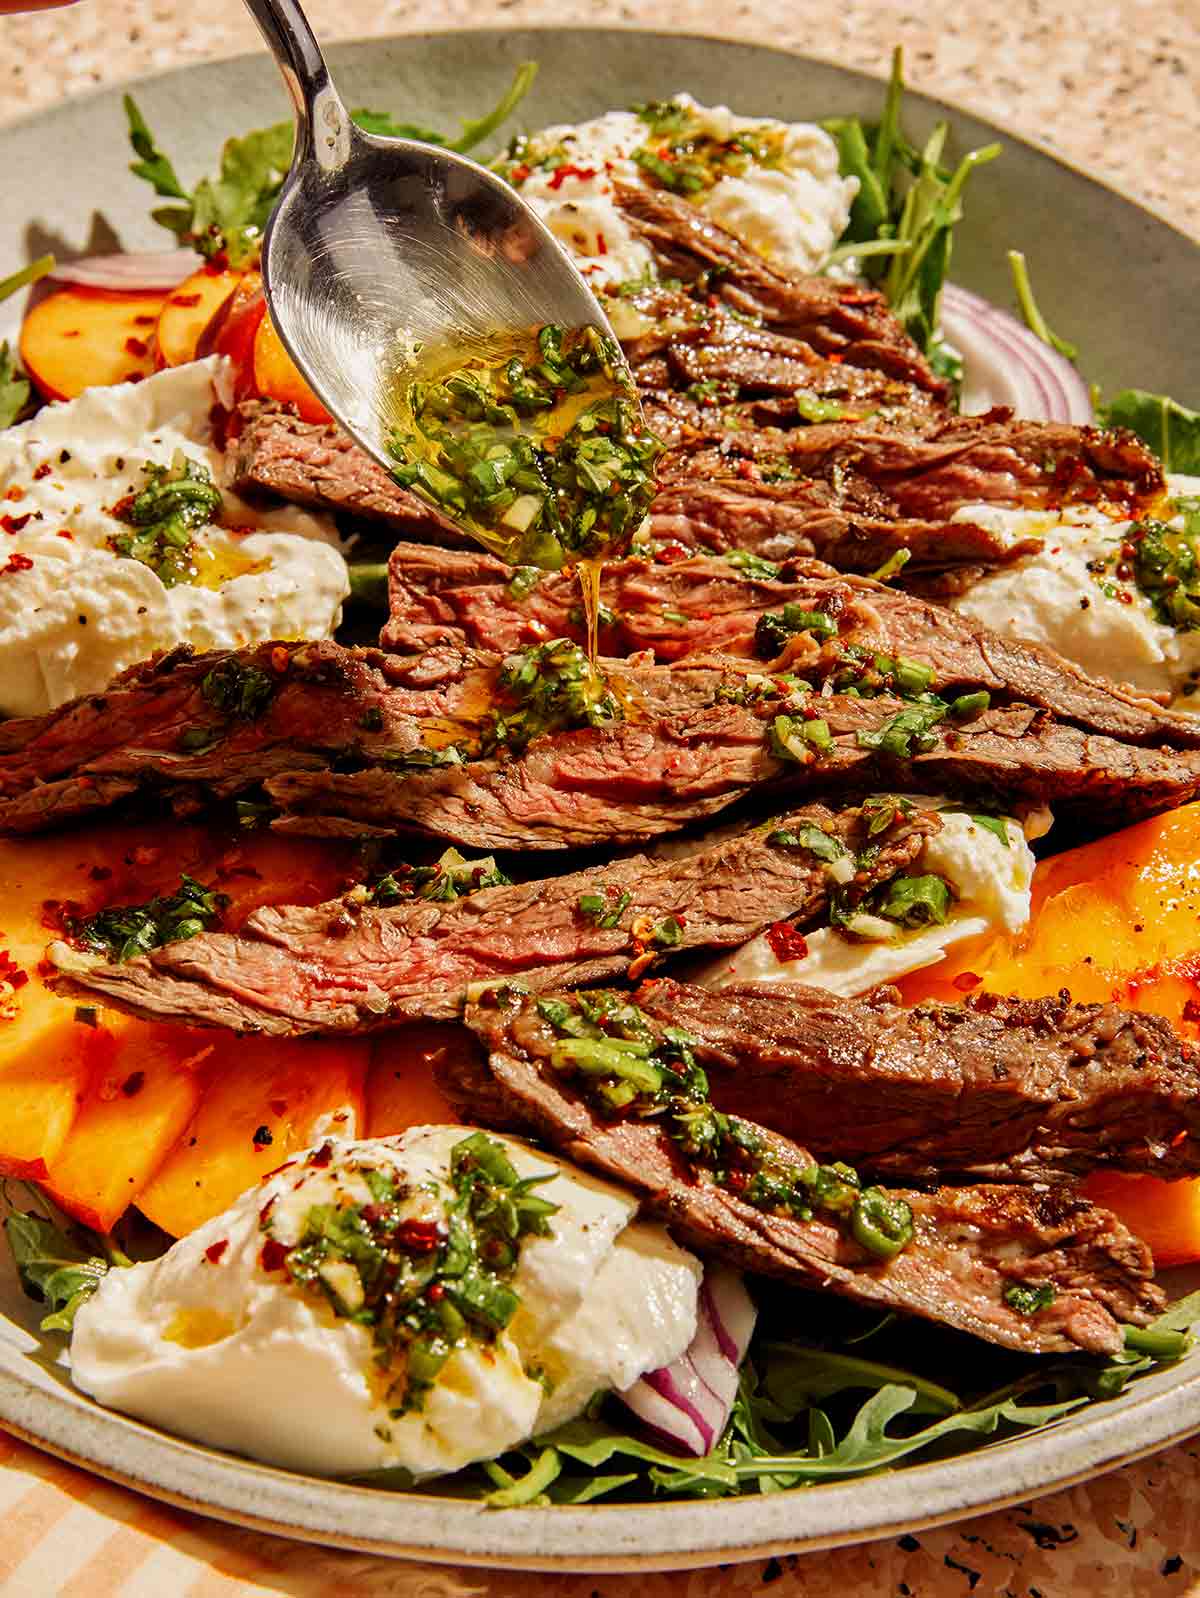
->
[596,231,608,256]
[62,329,82,340]
[735,459,761,482]
[397,1218,446,1255]
[0,951,28,990]
[169,291,204,307]
[205,1239,229,1264]
[57,529,74,540]
[260,1238,289,1273]
[32,463,51,481]
[120,1070,145,1097]
[252,1123,274,1149]
[953,971,984,992]
[2,511,35,533]
[2,552,33,574]
[4,485,25,502]
[1184,999,1200,1023]
[653,541,690,565]
[547,163,597,191]
[308,1140,334,1168]
[124,336,150,358]
[509,162,531,184]
[259,1195,277,1224]
[270,645,290,674]
[427,1282,445,1302]
[765,920,809,963]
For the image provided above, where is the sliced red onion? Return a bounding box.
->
[50,251,198,293]
[616,1266,756,1458]
[941,282,1093,426]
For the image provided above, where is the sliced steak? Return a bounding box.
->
[613,183,949,399]
[380,542,1191,756]
[634,979,1200,1181]
[450,988,1162,1354]
[229,402,469,545]
[53,799,936,1031]
[8,636,1200,840]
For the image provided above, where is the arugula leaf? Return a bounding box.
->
[822,48,1000,362]
[0,256,55,428]
[124,65,537,266]
[0,254,55,306]
[1007,249,1078,361]
[1099,389,1200,474]
[0,345,31,430]
[4,1210,109,1333]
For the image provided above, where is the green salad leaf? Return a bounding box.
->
[1098,389,1200,474]
[823,48,1000,374]
[123,64,537,267]
[3,1205,128,1334]
[0,255,55,428]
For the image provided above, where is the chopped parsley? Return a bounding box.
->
[577,885,632,929]
[630,103,788,197]
[388,324,663,569]
[766,823,848,864]
[755,604,839,657]
[71,874,228,963]
[1004,1282,1057,1317]
[108,452,222,587]
[370,848,511,905]
[487,639,623,753]
[724,549,782,582]
[200,659,275,720]
[261,1133,559,1415]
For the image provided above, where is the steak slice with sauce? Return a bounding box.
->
[8,636,1200,840]
[229,402,470,544]
[51,800,937,1032]
[380,542,1190,753]
[634,978,1200,1182]
[613,183,949,398]
[447,988,1163,1355]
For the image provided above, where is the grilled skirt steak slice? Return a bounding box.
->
[613,184,948,399]
[229,402,470,544]
[634,979,1200,1182]
[450,990,1162,1354]
[380,543,1195,751]
[53,800,937,1031]
[261,695,1200,846]
[7,639,1200,840]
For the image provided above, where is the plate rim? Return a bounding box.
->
[1,25,1198,1570]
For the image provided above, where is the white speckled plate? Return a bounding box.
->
[2,28,1200,1572]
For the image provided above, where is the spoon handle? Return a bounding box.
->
[240,0,352,171]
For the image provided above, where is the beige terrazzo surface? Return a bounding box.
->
[1,1,1199,1594]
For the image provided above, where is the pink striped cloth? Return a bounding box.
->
[1,1428,1196,1596]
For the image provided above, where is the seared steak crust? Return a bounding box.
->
[635,979,1200,1181]
[7,636,1200,841]
[449,989,1162,1355]
[52,801,937,1032]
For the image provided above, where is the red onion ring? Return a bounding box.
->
[942,283,1093,425]
[49,251,198,293]
[616,1267,757,1458]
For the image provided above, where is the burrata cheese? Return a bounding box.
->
[693,806,1034,997]
[498,94,856,290]
[0,358,350,716]
[70,1127,701,1478]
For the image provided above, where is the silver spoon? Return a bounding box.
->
[241,0,619,491]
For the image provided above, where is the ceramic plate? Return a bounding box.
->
[2,28,1200,1572]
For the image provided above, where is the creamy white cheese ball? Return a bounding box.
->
[0,358,349,716]
[506,94,856,290]
[949,476,1200,708]
[693,805,1034,997]
[70,1127,700,1478]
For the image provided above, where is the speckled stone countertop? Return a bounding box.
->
[1,2,1199,1595]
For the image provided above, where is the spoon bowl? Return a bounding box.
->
[244,0,616,482]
